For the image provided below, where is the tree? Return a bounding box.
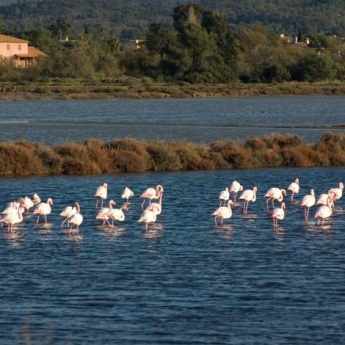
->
[293,52,337,81]
[49,17,71,40]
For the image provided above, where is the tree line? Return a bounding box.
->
[1,4,345,84]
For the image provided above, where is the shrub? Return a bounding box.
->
[146,141,182,171]
[0,142,45,176]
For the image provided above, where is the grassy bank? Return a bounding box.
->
[0,133,344,177]
[1,79,345,101]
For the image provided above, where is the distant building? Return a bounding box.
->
[0,34,46,68]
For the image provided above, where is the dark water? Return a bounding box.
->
[1,167,345,344]
[1,96,345,145]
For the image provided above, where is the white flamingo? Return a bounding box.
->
[301,189,316,220]
[288,178,300,201]
[1,206,24,232]
[68,203,83,234]
[328,182,344,202]
[315,197,333,225]
[146,187,163,216]
[138,205,161,230]
[218,187,230,206]
[264,187,286,209]
[141,185,164,210]
[229,180,243,203]
[33,198,53,223]
[272,202,286,228]
[316,191,335,207]
[32,193,41,205]
[19,196,34,213]
[60,204,78,228]
[212,199,234,225]
[121,187,134,203]
[2,202,20,216]
[239,186,257,214]
[94,183,108,208]
[96,199,115,226]
[107,203,128,227]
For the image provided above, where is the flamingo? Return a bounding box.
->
[288,178,300,201]
[96,199,116,226]
[94,183,108,208]
[2,202,20,216]
[121,187,134,203]
[31,193,41,205]
[33,198,53,223]
[212,199,234,225]
[229,180,243,203]
[264,188,286,209]
[218,187,230,206]
[315,197,333,225]
[328,182,344,202]
[60,204,78,228]
[239,186,257,214]
[107,203,128,227]
[68,203,83,234]
[316,191,335,207]
[272,202,286,228]
[301,189,316,220]
[138,205,161,230]
[19,196,34,213]
[146,187,163,216]
[141,185,164,210]
[1,206,24,232]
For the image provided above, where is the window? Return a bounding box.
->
[6,44,10,50]
[18,44,21,51]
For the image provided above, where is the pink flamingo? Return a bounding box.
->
[264,187,286,210]
[212,199,234,225]
[288,178,300,201]
[301,189,315,220]
[94,183,108,208]
[33,198,53,223]
[229,180,243,203]
[272,202,286,228]
[239,187,257,214]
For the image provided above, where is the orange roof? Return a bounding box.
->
[15,46,47,58]
[0,34,28,43]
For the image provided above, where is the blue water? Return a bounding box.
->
[1,97,345,344]
[1,167,345,344]
[0,96,345,145]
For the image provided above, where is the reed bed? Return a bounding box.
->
[0,133,344,177]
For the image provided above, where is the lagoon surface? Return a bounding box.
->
[1,96,345,145]
[1,97,345,344]
[1,167,345,344]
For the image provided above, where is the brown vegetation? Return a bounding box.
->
[1,80,345,101]
[0,133,344,177]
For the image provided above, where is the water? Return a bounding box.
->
[1,167,345,344]
[0,96,345,145]
[1,97,345,344]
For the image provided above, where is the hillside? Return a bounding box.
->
[1,0,345,40]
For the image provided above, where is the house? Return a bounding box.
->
[0,34,46,68]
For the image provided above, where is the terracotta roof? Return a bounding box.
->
[15,46,47,58]
[0,34,28,43]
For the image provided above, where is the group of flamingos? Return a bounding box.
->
[1,177,343,232]
[213,179,344,228]
[0,183,164,233]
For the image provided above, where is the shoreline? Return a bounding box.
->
[1,81,345,101]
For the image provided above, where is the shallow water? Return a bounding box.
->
[1,96,345,145]
[1,167,345,344]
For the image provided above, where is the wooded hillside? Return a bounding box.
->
[1,0,345,40]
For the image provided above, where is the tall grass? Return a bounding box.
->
[0,133,344,177]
